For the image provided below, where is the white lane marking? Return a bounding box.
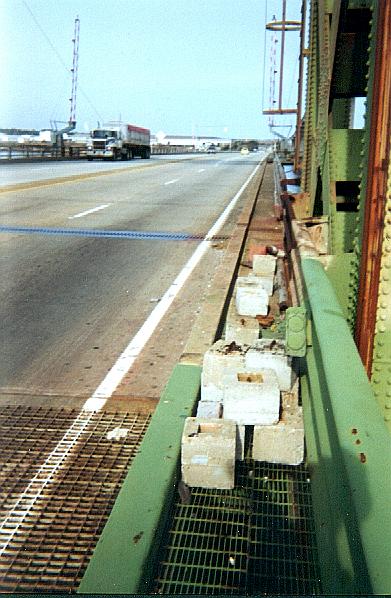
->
[29,167,55,172]
[164,178,180,185]
[0,161,261,548]
[68,204,111,219]
[198,168,205,173]
[84,159,261,410]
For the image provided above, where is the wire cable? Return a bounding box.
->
[22,0,102,123]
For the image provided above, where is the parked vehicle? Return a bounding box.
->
[86,122,150,161]
[240,146,249,155]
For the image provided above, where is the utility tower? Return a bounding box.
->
[69,16,80,129]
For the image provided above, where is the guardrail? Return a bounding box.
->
[0,143,209,162]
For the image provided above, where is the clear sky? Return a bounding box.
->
[2,0,302,139]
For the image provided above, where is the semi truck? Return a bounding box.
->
[86,122,151,161]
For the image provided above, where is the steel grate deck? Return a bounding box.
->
[155,461,322,595]
[0,405,151,593]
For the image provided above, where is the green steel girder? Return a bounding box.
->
[346,3,376,329]
[348,0,372,8]
[301,0,318,194]
[371,148,391,430]
[323,252,355,317]
[331,8,371,98]
[328,129,363,254]
[329,129,363,181]
[300,257,391,594]
[78,363,202,594]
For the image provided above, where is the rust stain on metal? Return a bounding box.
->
[133,531,144,545]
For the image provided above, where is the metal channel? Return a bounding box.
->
[0,406,151,593]
[155,460,321,595]
[0,225,228,242]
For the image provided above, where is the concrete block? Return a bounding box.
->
[200,382,224,402]
[253,254,277,277]
[201,340,248,401]
[245,339,293,391]
[236,278,269,317]
[223,369,280,425]
[252,393,304,465]
[196,401,222,418]
[254,274,274,296]
[225,301,260,345]
[181,418,236,489]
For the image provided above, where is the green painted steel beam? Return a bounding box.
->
[78,363,201,594]
[329,129,363,182]
[301,257,391,595]
[301,350,363,593]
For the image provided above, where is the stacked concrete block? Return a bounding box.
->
[201,340,248,402]
[253,254,277,277]
[245,339,293,391]
[235,276,269,317]
[225,301,260,345]
[196,401,222,419]
[181,418,236,489]
[252,255,277,296]
[223,369,280,425]
[252,393,304,465]
[254,274,274,296]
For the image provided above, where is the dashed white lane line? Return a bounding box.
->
[29,167,55,172]
[164,178,180,185]
[68,204,111,219]
[198,168,205,173]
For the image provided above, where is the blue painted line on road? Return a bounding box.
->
[0,224,203,241]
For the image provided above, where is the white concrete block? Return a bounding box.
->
[245,340,293,391]
[181,418,236,489]
[253,274,274,296]
[253,254,277,277]
[252,392,304,465]
[236,284,269,317]
[225,301,260,345]
[196,401,222,418]
[223,369,280,425]
[201,382,225,402]
[201,340,248,401]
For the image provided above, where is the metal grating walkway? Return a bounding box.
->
[0,406,151,593]
[155,460,322,595]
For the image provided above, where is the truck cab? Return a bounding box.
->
[86,123,151,161]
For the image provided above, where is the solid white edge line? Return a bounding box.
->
[83,159,261,410]
[68,204,111,219]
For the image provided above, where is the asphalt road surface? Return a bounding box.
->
[0,152,265,408]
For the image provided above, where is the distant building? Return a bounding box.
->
[151,132,230,150]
